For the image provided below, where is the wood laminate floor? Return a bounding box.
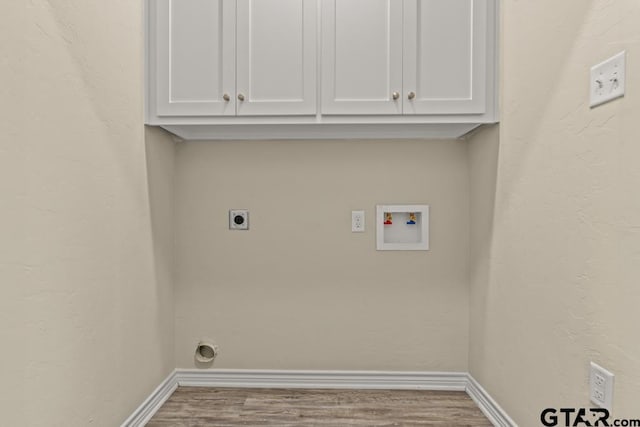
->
[147,387,492,426]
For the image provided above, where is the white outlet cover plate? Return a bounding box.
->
[590,362,614,410]
[352,210,365,232]
[590,51,626,108]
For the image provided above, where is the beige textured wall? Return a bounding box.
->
[467,124,499,389]
[469,0,640,424]
[0,2,175,426]
[175,139,470,371]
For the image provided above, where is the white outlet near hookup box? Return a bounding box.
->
[590,362,614,410]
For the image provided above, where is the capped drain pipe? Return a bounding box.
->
[195,340,219,364]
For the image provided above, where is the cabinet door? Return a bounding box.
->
[403,0,487,114]
[321,0,403,115]
[236,0,317,116]
[155,0,235,116]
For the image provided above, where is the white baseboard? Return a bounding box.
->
[175,369,468,391]
[123,369,516,427]
[466,374,517,427]
[120,370,178,427]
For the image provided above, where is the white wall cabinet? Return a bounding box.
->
[151,0,316,117]
[403,0,487,115]
[321,0,403,115]
[146,0,497,139]
[236,0,317,116]
[322,0,489,116]
[155,0,236,117]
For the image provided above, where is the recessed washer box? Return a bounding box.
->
[376,205,429,251]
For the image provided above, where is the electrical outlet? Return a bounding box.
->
[229,209,249,230]
[593,389,605,403]
[352,210,365,232]
[590,362,615,410]
[594,373,606,388]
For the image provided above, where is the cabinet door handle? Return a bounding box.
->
[408,91,416,100]
[237,93,245,101]
[392,92,400,100]
[223,93,230,102]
